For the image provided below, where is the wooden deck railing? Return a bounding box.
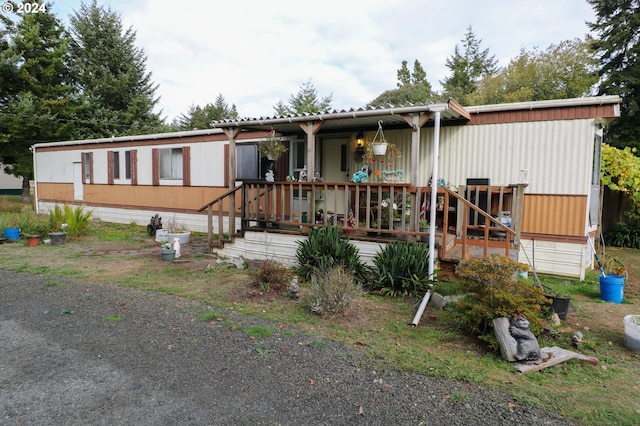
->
[199,180,527,260]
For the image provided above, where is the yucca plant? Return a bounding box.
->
[294,226,369,284]
[370,241,434,297]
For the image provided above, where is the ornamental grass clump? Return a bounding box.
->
[304,266,363,315]
[453,254,549,347]
[48,204,93,239]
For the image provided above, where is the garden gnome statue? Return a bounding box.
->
[289,276,299,300]
[173,237,181,258]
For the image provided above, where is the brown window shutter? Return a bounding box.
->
[182,146,191,186]
[107,151,114,185]
[89,152,94,184]
[131,150,138,185]
[152,148,159,186]
[81,152,86,182]
[224,144,229,187]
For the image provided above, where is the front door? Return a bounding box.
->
[321,138,351,217]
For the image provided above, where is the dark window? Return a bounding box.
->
[236,144,259,180]
[83,153,91,180]
[125,151,131,179]
[113,151,120,179]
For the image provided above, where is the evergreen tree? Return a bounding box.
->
[441,26,498,105]
[173,94,239,130]
[68,0,162,138]
[588,0,640,151]
[273,80,332,115]
[0,3,76,202]
[369,59,436,107]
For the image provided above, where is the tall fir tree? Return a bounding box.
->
[274,80,332,115]
[369,59,435,107]
[173,94,238,130]
[68,0,162,138]
[588,0,640,152]
[441,26,497,105]
[0,2,76,202]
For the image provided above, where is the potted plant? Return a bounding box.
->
[258,129,288,161]
[160,241,175,261]
[419,220,430,243]
[599,256,626,304]
[155,215,190,244]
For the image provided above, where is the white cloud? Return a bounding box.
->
[54,0,596,122]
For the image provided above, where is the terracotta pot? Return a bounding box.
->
[27,235,41,247]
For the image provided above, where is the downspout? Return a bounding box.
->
[32,145,39,214]
[411,108,443,326]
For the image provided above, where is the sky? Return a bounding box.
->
[50,0,597,123]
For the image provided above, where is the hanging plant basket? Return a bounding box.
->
[371,120,388,156]
[372,143,388,156]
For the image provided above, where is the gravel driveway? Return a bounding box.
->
[0,270,575,425]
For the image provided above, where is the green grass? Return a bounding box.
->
[105,315,123,322]
[244,325,274,339]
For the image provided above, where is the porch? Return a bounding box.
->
[199,182,527,273]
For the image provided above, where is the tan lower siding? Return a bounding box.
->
[523,194,587,236]
[37,183,232,212]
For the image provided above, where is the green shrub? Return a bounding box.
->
[250,260,293,293]
[453,255,549,346]
[49,204,93,238]
[604,222,640,248]
[304,266,363,315]
[370,241,434,297]
[294,226,369,284]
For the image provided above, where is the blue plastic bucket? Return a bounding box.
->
[3,227,20,241]
[600,275,624,304]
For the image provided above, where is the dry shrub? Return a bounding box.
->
[250,260,293,293]
[304,266,363,315]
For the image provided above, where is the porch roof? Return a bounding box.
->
[209,98,470,135]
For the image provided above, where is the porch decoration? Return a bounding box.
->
[258,128,287,161]
[370,120,388,156]
[362,121,402,182]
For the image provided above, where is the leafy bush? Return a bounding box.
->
[304,266,363,315]
[370,241,434,297]
[604,222,640,248]
[294,226,369,284]
[250,260,293,293]
[49,204,93,238]
[453,255,549,346]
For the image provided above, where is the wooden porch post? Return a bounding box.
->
[224,127,241,237]
[511,183,528,246]
[299,121,323,220]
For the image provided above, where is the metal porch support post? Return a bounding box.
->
[225,127,241,237]
[428,110,442,280]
